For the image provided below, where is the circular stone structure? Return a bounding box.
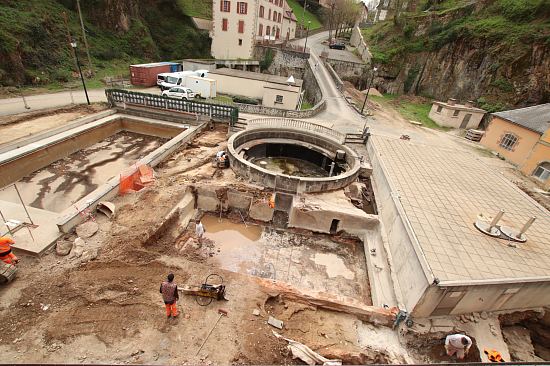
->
[227,120,362,193]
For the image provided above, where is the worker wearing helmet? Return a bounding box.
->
[0,236,18,265]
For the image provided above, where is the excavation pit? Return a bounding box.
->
[228,119,362,193]
[0,112,201,254]
[181,214,372,304]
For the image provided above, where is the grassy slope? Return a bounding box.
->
[0,0,210,88]
[286,0,322,30]
[177,0,213,20]
[371,94,448,130]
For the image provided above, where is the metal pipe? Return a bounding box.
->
[329,162,335,177]
[489,209,505,229]
[0,209,14,237]
[518,216,536,237]
[13,184,34,225]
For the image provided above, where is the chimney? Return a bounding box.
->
[465,100,474,108]
[447,98,457,106]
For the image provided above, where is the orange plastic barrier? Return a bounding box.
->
[119,164,155,194]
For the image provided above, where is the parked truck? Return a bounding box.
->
[157,70,209,90]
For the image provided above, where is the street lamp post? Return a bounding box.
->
[303,20,311,52]
[70,41,90,105]
[361,67,378,115]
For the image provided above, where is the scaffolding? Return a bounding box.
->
[0,183,37,241]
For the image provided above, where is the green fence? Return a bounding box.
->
[105,89,239,124]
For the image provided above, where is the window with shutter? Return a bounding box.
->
[237,2,247,14]
[220,0,230,12]
[259,23,263,36]
[222,18,228,31]
[238,20,244,33]
[259,5,264,17]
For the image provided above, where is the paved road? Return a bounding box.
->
[0,89,108,117]
[293,31,366,133]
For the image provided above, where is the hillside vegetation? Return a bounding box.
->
[0,0,211,88]
[286,0,323,30]
[362,0,550,109]
[177,0,213,20]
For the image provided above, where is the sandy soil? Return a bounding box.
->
[0,104,107,142]
[0,125,413,364]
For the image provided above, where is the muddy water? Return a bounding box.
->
[198,214,371,303]
[251,157,329,177]
[201,215,263,273]
[0,131,165,213]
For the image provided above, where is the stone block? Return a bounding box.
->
[249,200,274,222]
[227,191,252,211]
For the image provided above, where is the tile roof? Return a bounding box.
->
[493,103,550,134]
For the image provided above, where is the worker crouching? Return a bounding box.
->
[0,236,18,265]
[160,273,179,318]
[445,333,472,360]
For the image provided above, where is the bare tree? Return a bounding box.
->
[332,0,362,37]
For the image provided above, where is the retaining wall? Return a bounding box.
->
[253,45,309,78]
[236,99,326,118]
[350,25,372,63]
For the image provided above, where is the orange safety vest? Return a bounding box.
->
[0,236,15,255]
[484,349,504,362]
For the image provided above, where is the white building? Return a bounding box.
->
[211,0,297,59]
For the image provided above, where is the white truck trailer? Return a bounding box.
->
[186,75,217,99]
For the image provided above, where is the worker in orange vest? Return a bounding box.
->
[0,236,19,265]
[484,348,505,362]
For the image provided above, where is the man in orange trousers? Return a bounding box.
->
[0,236,18,265]
[160,273,179,318]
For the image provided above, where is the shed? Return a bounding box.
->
[130,62,183,87]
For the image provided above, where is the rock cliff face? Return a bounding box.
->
[0,0,210,86]
[366,0,550,109]
[378,37,549,107]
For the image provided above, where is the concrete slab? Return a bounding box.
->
[0,199,61,255]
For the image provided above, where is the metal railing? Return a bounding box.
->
[246,118,345,142]
[105,89,239,124]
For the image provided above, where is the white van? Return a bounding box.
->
[157,70,209,91]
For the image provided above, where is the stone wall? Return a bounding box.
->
[350,25,372,63]
[253,45,309,78]
[324,58,371,89]
[236,99,326,118]
[302,62,323,105]
[228,127,361,193]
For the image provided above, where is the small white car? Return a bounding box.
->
[161,87,196,100]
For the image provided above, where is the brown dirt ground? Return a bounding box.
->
[0,123,411,364]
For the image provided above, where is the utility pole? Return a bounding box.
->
[301,0,308,37]
[76,0,93,75]
[361,67,378,115]
[71,41,90,105]
[62,12,79,73]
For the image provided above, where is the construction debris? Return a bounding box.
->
[273,331,342,366]
[76,221,99,238]
[267,316,284,329]
[97,201,116,218]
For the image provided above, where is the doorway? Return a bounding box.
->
[460,113,472,129]
[330,219,340,234]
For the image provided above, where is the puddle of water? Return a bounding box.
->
[251,157,329,177]
[0,132,165,212]
[201,214,263,272]
[312,253,355,280]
